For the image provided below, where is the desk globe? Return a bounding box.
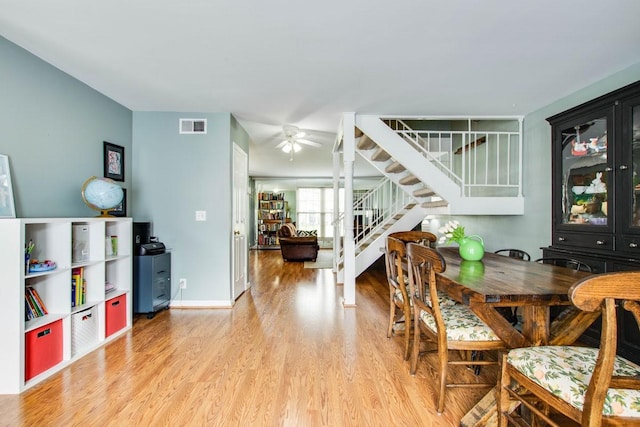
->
[81,176,124,217]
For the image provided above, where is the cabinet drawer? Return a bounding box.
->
[617,235,640,257]
[554,231,613,251]
[25,320,63,380]
[152,253,171,276]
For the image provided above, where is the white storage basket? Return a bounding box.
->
[71,306,98,356]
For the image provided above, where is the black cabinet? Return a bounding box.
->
[545,80,640,363]
[133,252,171,318]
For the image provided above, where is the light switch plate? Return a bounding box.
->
[195,210,207,221]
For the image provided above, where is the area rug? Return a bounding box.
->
[304,250,333,269]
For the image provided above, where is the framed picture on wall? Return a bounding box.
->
[0,154,16,218]
[111,188,126,217]
[103,141,125,181]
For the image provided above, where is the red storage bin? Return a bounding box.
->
[25,320,63,380]
[106,294,127,337]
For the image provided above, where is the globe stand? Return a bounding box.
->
[96,209,116,218]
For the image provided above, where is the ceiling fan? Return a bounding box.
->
[275,125,322,161]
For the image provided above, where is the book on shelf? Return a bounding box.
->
[105,281,116,294]
[258,192,284,201]
[29,287,48,314]
[25,299,34,321]
[71,267,86,307]
[25,286,48,320]
[71,277,76,308]
[25,291,40,319]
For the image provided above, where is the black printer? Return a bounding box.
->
[138,241,166,256]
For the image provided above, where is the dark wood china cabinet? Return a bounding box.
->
[545,80,640,364]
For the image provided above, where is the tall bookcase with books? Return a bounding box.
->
[0,217,132,394]
[256,192,288,248]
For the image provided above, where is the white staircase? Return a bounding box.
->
[355,115,524,215]
[335,114,524,282]
[336,178,428,281]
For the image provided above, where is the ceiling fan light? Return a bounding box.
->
[282,144,292,153]
[293,143,302,152]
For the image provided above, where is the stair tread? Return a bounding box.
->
[356,135,377,150]
[385,162,405,174]
[399,174,421,185]
[413,187,435,197]
[421,200,449,208]
[371,148,391,162]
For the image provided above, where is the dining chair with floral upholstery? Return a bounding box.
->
[499,271,640,426]
[406,242,506,414]
[384,236,414,360]
[384,232,456,360]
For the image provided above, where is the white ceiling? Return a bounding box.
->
[2,1,640,179]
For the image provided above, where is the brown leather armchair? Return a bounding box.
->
[277,223,319,262]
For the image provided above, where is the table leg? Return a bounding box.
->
[469,303,529,348]
[549,306,600,345]
[521,306,550,346]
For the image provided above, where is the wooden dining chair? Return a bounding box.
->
[406,242,506,414]
[384,232,456,360]
[499,271,640,426]
[389,230,438,247]
[385,230,437,360]
[384,236,414,360]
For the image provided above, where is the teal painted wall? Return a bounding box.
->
[132,112,234,302]
[429,63,640,259]
[0,36,132,218]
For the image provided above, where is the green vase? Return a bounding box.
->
[458,235,484,261]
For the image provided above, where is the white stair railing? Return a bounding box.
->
[352,177,414,243]
[384,118,523,198]
[335,177,415,265]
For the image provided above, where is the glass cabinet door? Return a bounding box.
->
[620,95,640,233]
[560,115,610,227]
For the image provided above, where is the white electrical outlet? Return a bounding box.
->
[195,210,207,221]
[179,278,187,289]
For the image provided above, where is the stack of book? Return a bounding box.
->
[71,267,86,307]
[25,286,48,320]
[105,281,116,294]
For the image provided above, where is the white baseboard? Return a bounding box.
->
[170,300,233,308]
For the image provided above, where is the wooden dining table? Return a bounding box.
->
[437,247,600,349]
[435,248,601,426]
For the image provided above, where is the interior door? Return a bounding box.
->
[232,143,248,300]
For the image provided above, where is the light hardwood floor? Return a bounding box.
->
[0,249,494,426]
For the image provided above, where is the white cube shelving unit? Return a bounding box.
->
[0,217,132,394]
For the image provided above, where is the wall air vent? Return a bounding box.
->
[179,118,207,134]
